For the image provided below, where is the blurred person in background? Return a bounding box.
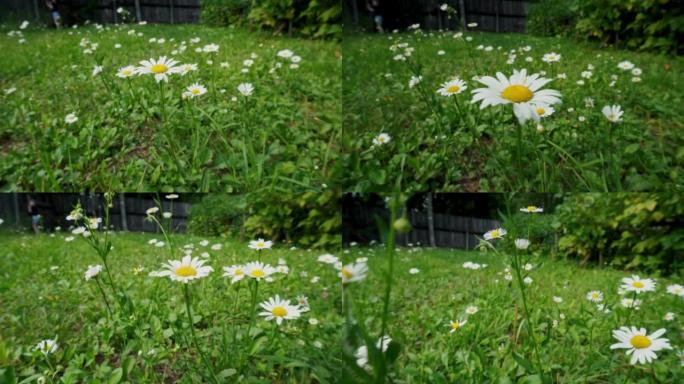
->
[45,0,62,29]
[366,0,385,33]
[27,198,41,234]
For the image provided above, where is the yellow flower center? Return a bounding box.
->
[123,69,132,76]
[257,242,264,247]
[632,281,644,289]
[591,293,599,299]
[536,108,545,116]
[630,335,651,349]
[191,88,200,95]
[447,85,460,94]
[175,265,197,277]
[527,206,537,211]
[451,321,461,330]
[501,85,533,103]
[341,268,354,279]
[235,269,243,276]
[272,306,287,317]
[151,64,168,74]
[490,230,500,238]
[251,269,265,278]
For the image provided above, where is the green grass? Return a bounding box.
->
[342,31,684,192]
[0,24,340,192]
[0,231,341,383]
[342,246,684,383]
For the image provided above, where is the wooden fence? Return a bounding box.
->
[342,196,501,250]
[0,193,192,233]
[344,0,529,33]
[0,0,200,25]
[402,211,500,249]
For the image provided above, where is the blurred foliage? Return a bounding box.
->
[189,191,341,248]
[201,0,341,39]
[527,0,683,54]
[554,193,684,276]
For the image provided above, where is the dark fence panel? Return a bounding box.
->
[401,211,500,249]
[0,0,200,25]
[0,193,192,233]
[343,0,529,33]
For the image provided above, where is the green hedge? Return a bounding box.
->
[527,0,683,55]
[188,191,340,249]
[554,193,684,276]
[201,0,341,39]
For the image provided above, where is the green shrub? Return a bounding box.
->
[526,0,578,37]
[187,194,248,237]
[201,0,251,27]
[528,0,683,54]
[555,193,684,276]
[188,191,340,248]
[201,0,341,39]
[574,0,683,54]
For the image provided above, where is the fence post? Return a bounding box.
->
[13,192,20,224]
[119,194,128,231]
[426,192,436,247]
[33,0,39,22]
[113,0,118,24]
[134,0,142,22]
[350,0,359,24]
[458,0,466,26]
[170,0,174,24]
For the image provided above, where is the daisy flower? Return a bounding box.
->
[436,78,467,96]
[155,256,213,283]
[533,105,554,118]
[465,306,478,315]
[553,296,563,303]
[372,133,391,146]
[621,275,656,294]
[520,205,543,213]
[249,238,272,250]
[116,65,136,78]
[663,312,674,321]
[602,105,623,123]
[222,265,245,284]
[408,75,422,88]
[484,228,507,240]
[340,262,368,284]
[179,63,198,76]
[356,336,392,369]
[258,295,302,325]
[409,267,420,275]
[515,238,530,250]
[449,319,467,333]
[92,65,103,77]
[666,284,684,296]
[678,350,684,366]
[35,339,58,355]
[471,69,561,124]
[237,83,254,97]
[243,261,275,280]
[541,52,561,63]
[182,83,207,99]
[137,56,182,82]
[586,290,603,303]
[610,326,671,364]
[621,298,642,309]
[617,61,635,70]
[84,265,103,281]
[317,254,339,264]
[65,113,78,124]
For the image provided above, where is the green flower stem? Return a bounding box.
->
[95,277,113,317]
[183,284,219,384]
[245,279,260,339]
[511,250,543,375]
[378,194,399,381]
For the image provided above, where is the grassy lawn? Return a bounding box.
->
[342,246,684,383]
[0,24,340,192]
[342,31,684,192]
[0,231,341,383]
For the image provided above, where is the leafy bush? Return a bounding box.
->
[187,194,248,237]
[201,0,250,27]
[527,0,684,54]
[574,0,684,54]
[555,193,684,276]
[526,0,578,37]
[188,191,340,248]
[201,0,341,39]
